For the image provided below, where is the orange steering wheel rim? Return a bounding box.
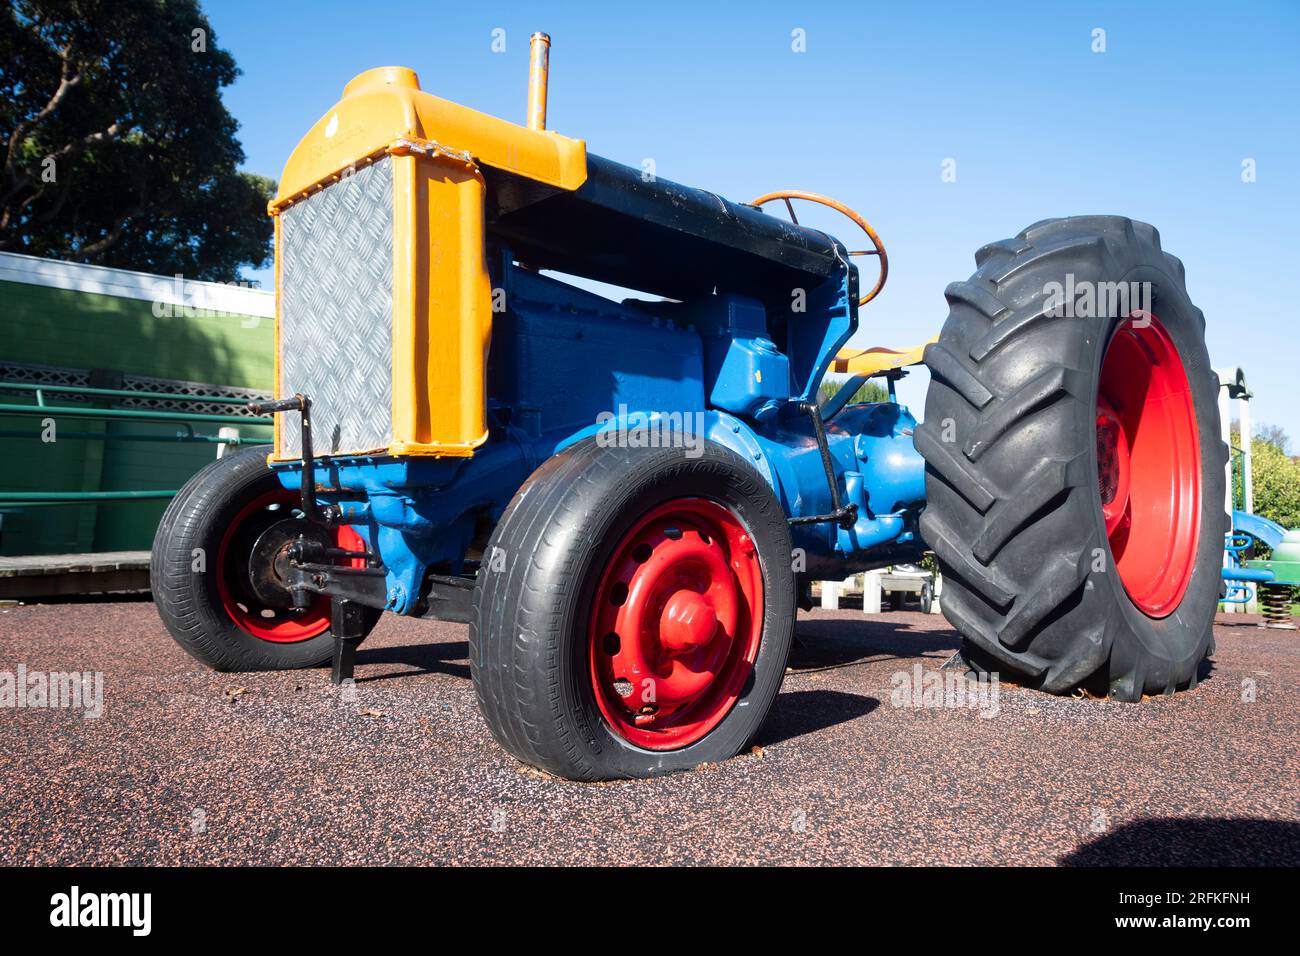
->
[749,190,888,307]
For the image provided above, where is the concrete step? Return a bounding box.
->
[0,551,150,599]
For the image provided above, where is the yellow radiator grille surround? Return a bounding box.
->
[268,66,587,461]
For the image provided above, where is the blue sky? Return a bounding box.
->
[206,0,1300,439]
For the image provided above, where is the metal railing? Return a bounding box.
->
[0,380,263,408]
[0,380,271,509]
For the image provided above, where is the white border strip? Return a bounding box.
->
[0,250,275,319]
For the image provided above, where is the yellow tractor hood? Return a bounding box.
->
[271,65,587,211]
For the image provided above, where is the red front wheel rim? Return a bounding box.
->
[214,489,366,643]
[588,498,764,750]
[1096,313,1202,617]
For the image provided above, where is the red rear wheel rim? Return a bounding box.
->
[588,498,764,750]
[215,489,367,643]
[1096,314,1201,617]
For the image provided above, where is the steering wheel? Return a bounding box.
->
[749,190,888,307]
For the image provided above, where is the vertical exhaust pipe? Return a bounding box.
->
[527,32,550,130]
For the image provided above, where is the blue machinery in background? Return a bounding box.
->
[1216,381,1298,618]
[1222,510,1280,603]
[1223,508,1300,602]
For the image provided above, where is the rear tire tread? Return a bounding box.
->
[920,215,1224,700]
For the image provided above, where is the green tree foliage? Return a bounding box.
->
[1243,424,1300,532]
[0,0,273,281]
[1255,422,1289,454]
[817,377,888,408]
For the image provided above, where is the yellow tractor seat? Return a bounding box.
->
[830,336,937,377]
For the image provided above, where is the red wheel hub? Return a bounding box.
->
[1096,314,1201,617]
[588,498,764,750]
[1095,396,1132,535]
[215,489,367,643]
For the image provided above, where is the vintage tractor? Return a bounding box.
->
[152,36,1226,779]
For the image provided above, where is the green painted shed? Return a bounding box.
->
[0,252,276,556]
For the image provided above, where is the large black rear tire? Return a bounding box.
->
[917,216,1227,700]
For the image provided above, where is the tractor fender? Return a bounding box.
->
[553,409,783,496]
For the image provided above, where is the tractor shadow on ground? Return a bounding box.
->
[751,614,955,746]
[352,635,883,749]
[1060,817,1300,866]
[351,640,471,682]
[790,613,960,673]
[346,613,955,685]
[755,689,880,747]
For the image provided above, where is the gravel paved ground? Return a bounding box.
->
[1,599,1296,865]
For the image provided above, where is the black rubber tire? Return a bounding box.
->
[917,216,1227,701]
[469,438,796,780]
[151,445,378,671]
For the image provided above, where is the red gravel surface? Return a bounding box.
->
[1,600,1296,865]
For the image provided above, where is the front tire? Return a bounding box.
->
[151,445,378,671]
[470,438,795,780]
[917,216,1227,700]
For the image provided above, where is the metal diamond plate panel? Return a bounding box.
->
[279,157,394,457]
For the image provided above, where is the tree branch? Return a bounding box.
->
[4,43,82,183]
[72,204,144,259]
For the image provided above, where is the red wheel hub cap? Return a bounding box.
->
[1097,314,1202,617]
[589,498,764,750]
[660,589,719,653]
[215,489,367,643]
